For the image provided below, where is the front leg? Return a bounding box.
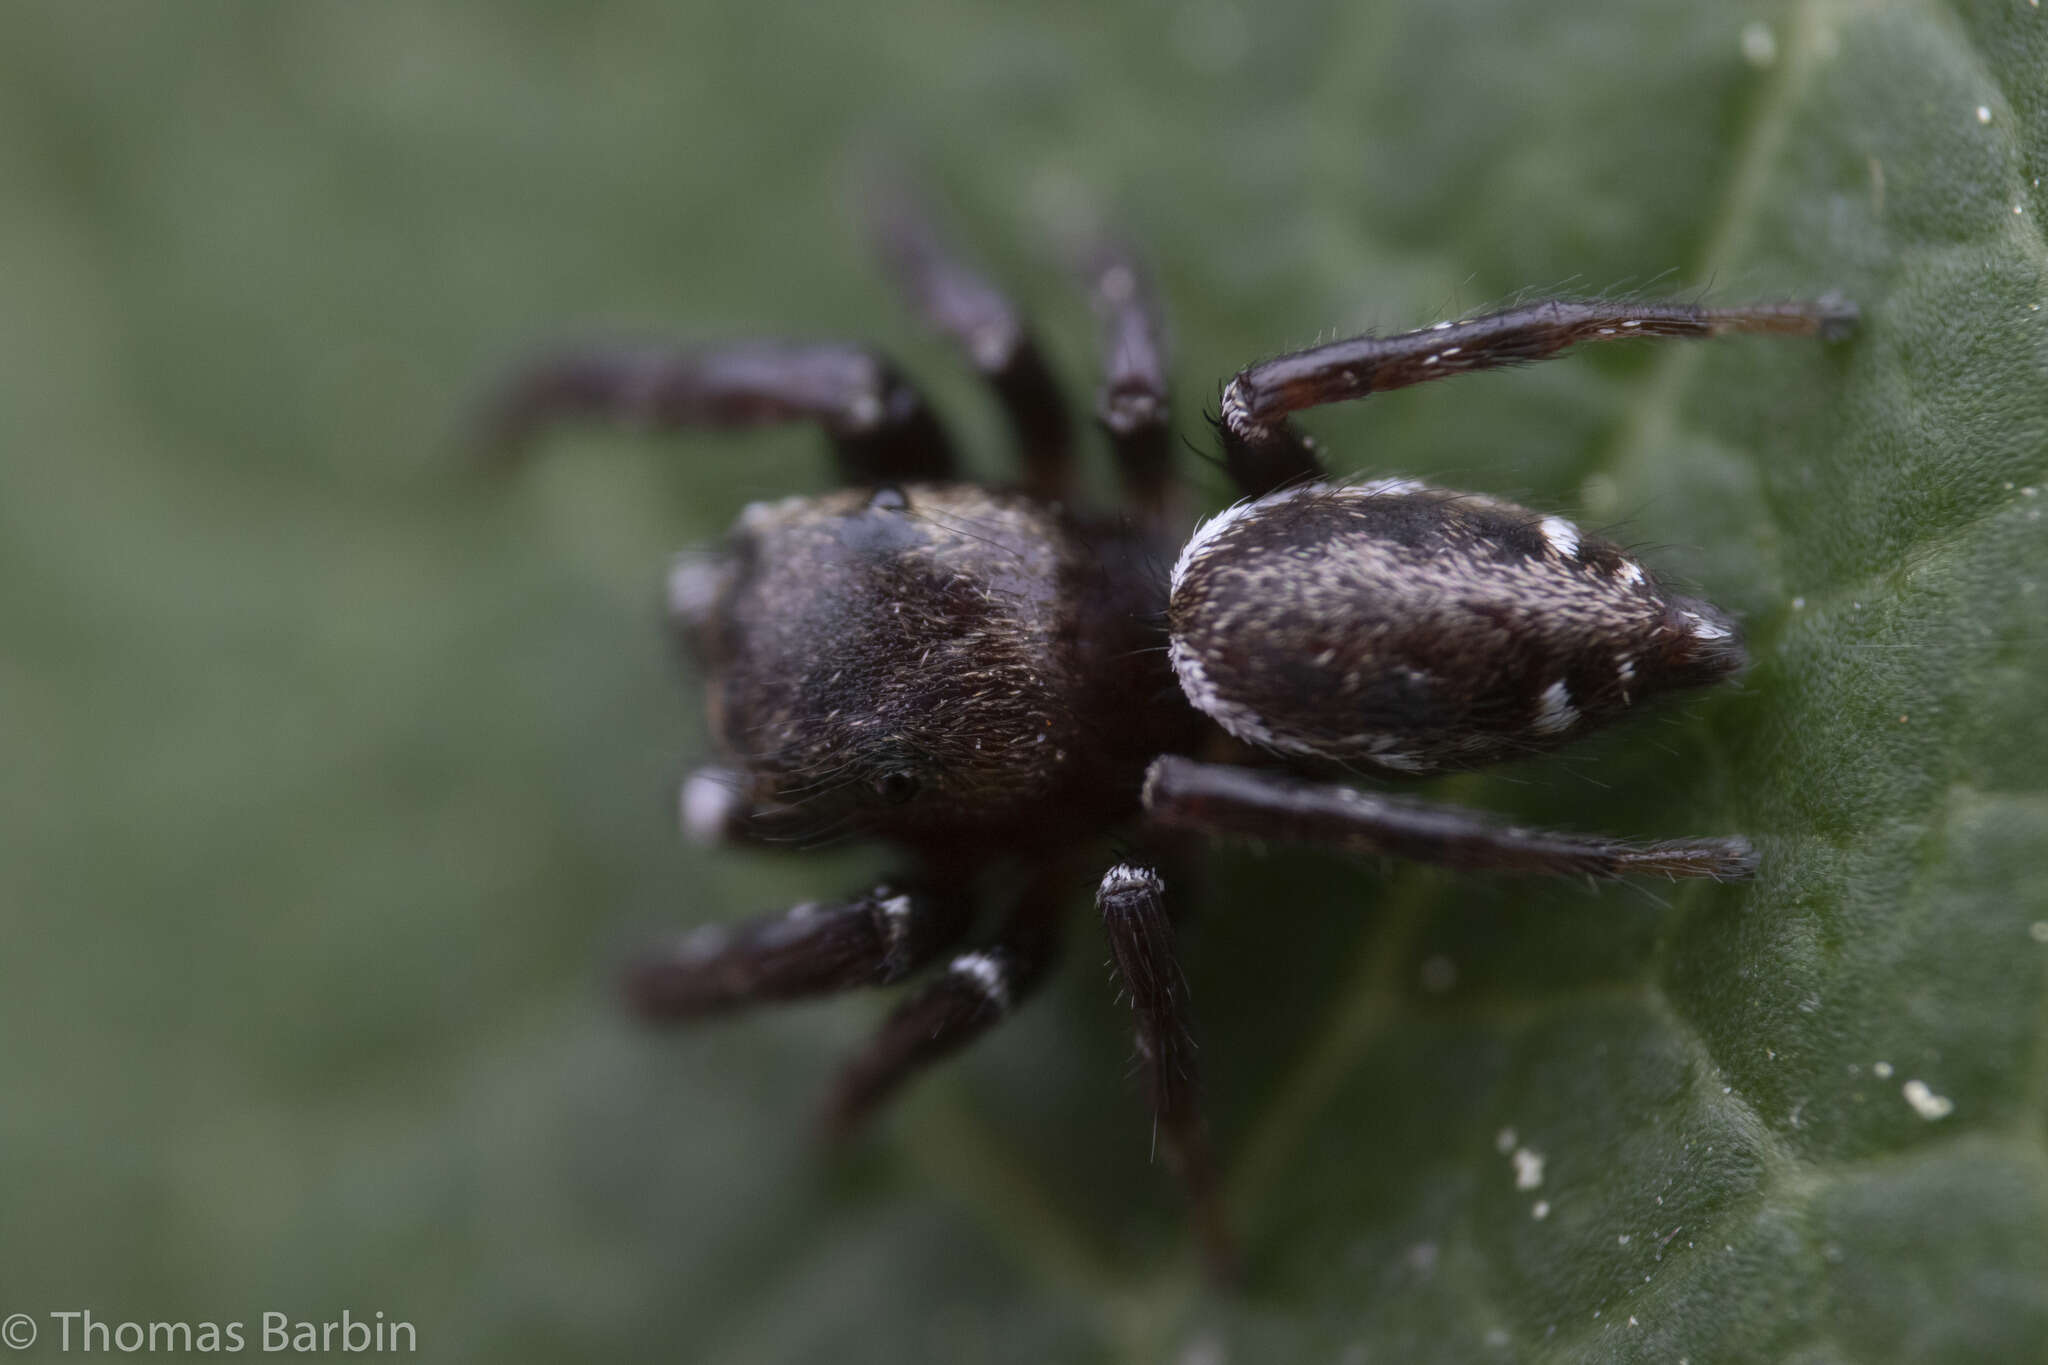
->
[1219,295,1856,496]
[1143,756,1756,881]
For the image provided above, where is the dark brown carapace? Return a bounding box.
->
[479,185,1854,1281]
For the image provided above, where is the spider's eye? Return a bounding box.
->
[873,771,921,805]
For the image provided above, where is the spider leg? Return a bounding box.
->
[817,896,1062,1144]
[1143,756,1757,881]
[624,880,973,1021]
[471,339,957,485]
[1079,238,1181,536]
[1095,863,1235,1282]
[866,180,1075,501]
[1220,294,1858,497]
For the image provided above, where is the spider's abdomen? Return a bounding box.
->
[1166,481,1745,774]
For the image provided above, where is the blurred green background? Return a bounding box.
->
[5,3,2046,1362]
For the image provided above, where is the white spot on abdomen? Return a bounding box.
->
[1531,680,1578,735]
[1538,516,1581,559]
[1683,611,1733,642]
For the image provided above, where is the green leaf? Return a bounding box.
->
[3,2,2044,1361]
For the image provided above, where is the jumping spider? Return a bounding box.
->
[479,187,1854,1279]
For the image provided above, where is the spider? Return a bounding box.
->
[477,184,1855,1280]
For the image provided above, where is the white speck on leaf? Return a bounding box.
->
[1740,21,1776,66]
[1512,1147,1546,1190]
[1903,1079,1955,1120]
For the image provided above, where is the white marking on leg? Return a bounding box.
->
[1614,559,1646,586]
[1100,864,1164,899]
[845,393,884,429]
[677,923,726,961]
[1531,679,1579,735]
[1538,515,1581,559]
[1218,376,1271,447]
[969,321,1018,372]
[949,952,1011,1012]
[876,892,914,957]
[1682,611,1733,641]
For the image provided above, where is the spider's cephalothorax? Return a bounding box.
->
[675,481,1197,850]
[479,187,1854,1280]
